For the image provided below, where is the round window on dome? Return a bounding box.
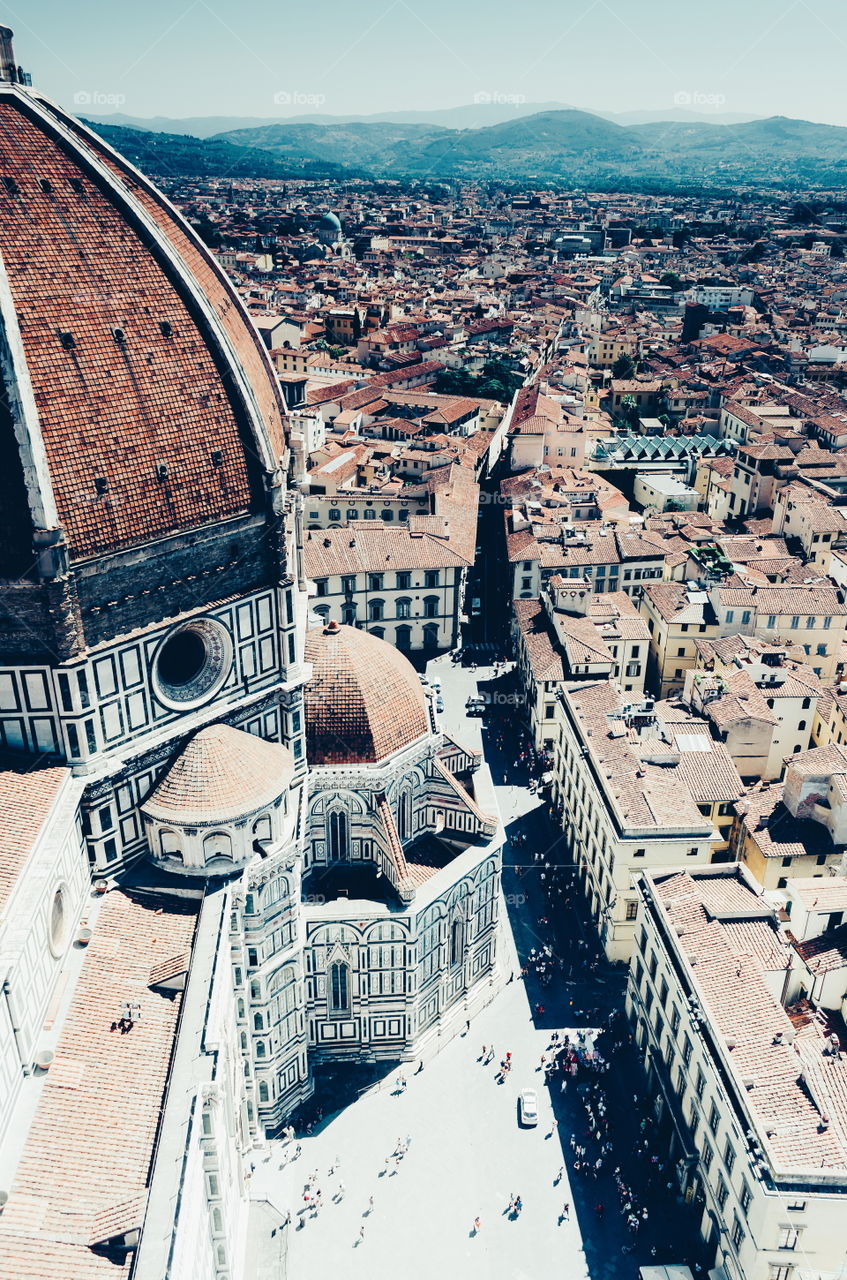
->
[153,619,232,710]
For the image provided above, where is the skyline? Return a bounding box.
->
[7,0,847,127]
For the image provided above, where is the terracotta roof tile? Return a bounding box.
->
[0,96,286,563]
[304,623,429,765]
[0,763,68,916]
[143,723,294,825]
[0,889,198,1279]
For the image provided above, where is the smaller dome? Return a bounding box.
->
[318,211,342,232]
[144,724,294,826]
[304,622,429,765]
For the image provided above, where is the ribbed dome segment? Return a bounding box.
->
[143,724,294,825]
[0,88,287,566]
[304,622,429,765]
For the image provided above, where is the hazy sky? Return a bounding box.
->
[7,0,847,124]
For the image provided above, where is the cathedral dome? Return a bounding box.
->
[304,621,429,765]
[0,84,287,571]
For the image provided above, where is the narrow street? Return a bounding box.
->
[252,650,710,1280]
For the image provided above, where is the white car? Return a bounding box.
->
[519,1088,538,1127]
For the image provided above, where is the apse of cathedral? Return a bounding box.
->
[0,31,504,1276]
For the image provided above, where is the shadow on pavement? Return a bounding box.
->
[483,705,714,1280]
[283,1060,401,1138]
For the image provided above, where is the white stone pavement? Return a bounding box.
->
[251,978,590,1280]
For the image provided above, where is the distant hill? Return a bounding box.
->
[82,110,847,189]
[598,108,763,127]
[216,110,847,185]
[81,113,283,138]
[628,116,847,185]
[385,110,643,179]
[81,120,347,180]
[82,102,765,136]
[215,120,446,170]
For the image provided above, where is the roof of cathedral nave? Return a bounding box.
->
[143,723,295,826]
[0,887,199,1280]
[0,86,287,569]
[0,759,69,914]
[304,620,429,766]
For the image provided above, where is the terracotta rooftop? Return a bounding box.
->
[0,889,199,1279]
[143,724,295,825]
[0,90,286,566]
[654,869,847,1173]
[787,876,847,913]
[0,762,68,917]
[304,622,429,765]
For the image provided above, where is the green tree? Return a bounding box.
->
[660,271,684,292]
[620,394,641,428]
[611,352,636,380]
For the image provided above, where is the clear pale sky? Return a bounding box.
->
[6,0,847,124]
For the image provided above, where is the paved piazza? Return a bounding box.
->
[253,982,591,1280]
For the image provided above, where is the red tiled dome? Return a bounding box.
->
[143,724,294,825]
[304,622,429,765]
[0,85,287,568]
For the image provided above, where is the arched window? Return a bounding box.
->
[256,1041,266,1058]
[314,605,330,621]
[450,917,464,967]
[397,788,412,841]
[258,1080,270,1103]
[423,595,439,618]
[423,623,439,649]
[204,831,233,862]
[327,810,349,860]
[396,597,411,619]
[369,598,384,621]
[253,1012,263,1030]
[343,604,357,626]
[396,625,412,650]
[371,626,385,639]
[330,961,350,1013]
[159,829,181,859]
[253,814,272,844]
